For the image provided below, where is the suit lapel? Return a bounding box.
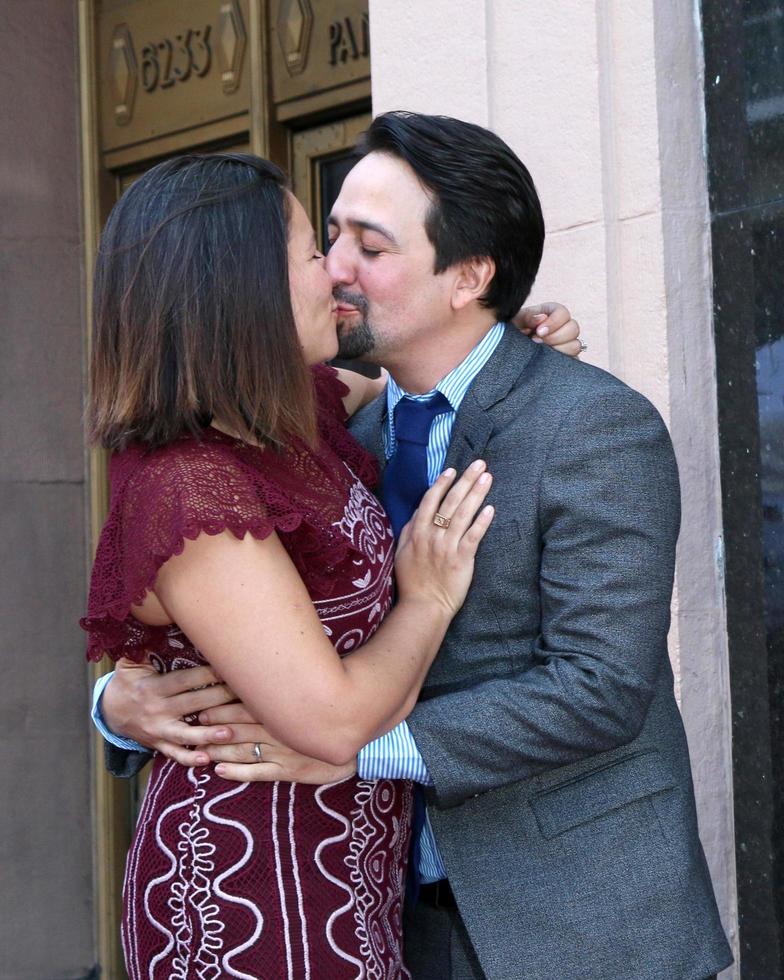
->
[444,398,494,475]
[445,326,538,472]
[351,326,539,479]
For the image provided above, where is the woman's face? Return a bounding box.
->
[287,193,339,365]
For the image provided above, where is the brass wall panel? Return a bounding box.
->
[98,0,251,156]
[269,0,369,120]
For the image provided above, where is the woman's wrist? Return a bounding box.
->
[395,592,455,627]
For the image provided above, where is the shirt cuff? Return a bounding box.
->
[91,671,148,752]
[357,721,433,784]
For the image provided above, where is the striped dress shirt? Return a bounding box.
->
[356,320,506,882]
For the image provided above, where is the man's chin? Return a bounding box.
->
[337,318,375,361]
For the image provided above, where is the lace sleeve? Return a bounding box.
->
[81,438,305,662]
[313,363,380,489]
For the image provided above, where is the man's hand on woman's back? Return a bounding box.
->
[100,658,237,766]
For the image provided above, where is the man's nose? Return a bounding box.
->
[325,238,354,285]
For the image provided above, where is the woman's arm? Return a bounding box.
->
[334,366,388,416]
[146,464,493,766]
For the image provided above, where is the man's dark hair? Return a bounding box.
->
[89,152,316,452]
[358,111,545,321]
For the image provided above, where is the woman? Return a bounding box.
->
[82,152,496,979]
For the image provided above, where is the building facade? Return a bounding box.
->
[0,1,781,977]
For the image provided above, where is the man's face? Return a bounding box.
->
[326,152,454,364]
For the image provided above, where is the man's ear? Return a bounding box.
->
[451,256,496,311]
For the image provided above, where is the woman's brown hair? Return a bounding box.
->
[88,152,316,452]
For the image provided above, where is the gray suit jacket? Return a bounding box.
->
[350,327,732,980]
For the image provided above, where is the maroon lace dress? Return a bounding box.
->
[82,366,413,980]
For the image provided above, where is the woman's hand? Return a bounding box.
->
[394,461,494,616]
[513,302,583,356]
[196,714,357,784]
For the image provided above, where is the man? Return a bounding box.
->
[95,113,732,979]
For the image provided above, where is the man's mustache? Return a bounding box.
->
[333,288,368,314]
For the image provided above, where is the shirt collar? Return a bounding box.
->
[386,321,506,419]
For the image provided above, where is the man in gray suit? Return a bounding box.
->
[96,113,732,979]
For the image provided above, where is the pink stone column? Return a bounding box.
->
[370,1,738,971]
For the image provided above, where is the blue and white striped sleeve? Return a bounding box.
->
[357,721,433,784]
[91,671,148,752]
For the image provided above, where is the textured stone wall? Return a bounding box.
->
[0,2,95,977]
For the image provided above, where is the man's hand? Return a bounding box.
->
[197,706,357,784]
[101,658,237,766]
[514,302,583,356]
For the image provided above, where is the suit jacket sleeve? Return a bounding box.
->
[406,385,681,810]
[104,742,153,779]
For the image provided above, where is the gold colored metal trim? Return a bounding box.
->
[249,0,287,168]
[292,111,370,244]
[248,0,270,158]
[276,78,370,123]
[102,112,250,170]
[80,3,132,977]
[217,0,248,94]
[108,23,138,126]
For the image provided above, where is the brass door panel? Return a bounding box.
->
[98,0,251,169]
[292,112,370,248]
[88,134,249,980]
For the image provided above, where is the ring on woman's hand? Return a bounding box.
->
[252,742,263,762]
[578,341,588,353]
[433,513,451,528]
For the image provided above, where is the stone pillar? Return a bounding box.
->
[0,2,95,977]
[369,1,738,970]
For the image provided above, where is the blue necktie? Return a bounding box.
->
[380,391,451,903]
[382,392,451,539]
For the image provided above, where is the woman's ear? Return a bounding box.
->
[451,256,496,311]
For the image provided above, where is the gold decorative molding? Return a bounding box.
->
[276,0,313,76]
[217,0,247,94]
[109,24,138,125]
[79,6,134,978]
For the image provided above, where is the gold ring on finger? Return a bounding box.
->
[433,513,451,528]
[252,742,263,762]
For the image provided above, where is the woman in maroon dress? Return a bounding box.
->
[81,153,494,979]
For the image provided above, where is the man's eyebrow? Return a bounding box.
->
[326,215,398,245]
